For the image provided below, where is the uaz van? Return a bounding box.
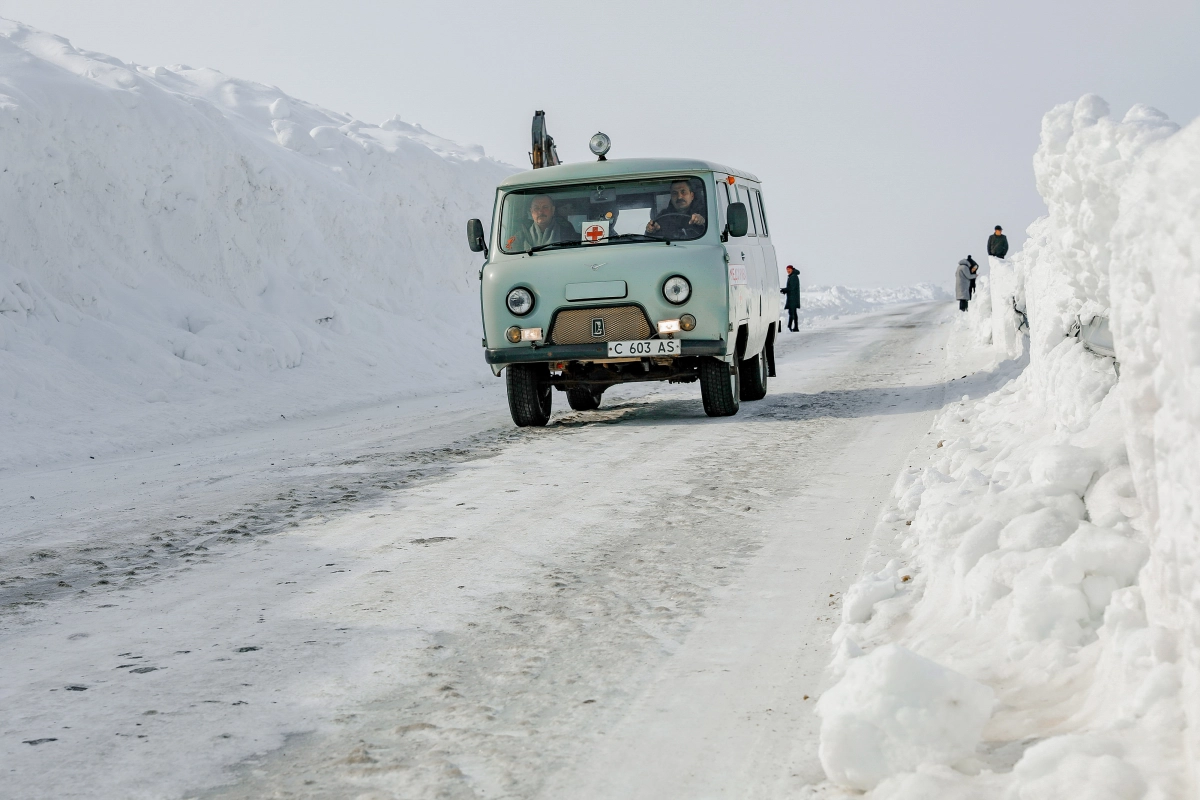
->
[467,139,779,427]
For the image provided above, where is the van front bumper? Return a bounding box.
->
[484,339,727,366]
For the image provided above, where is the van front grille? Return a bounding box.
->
[549,305,652,345]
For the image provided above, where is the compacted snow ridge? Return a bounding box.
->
[806,95,1199,798]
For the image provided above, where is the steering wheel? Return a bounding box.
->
[647,212,695,232]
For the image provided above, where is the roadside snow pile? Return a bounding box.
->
[0,19,511,471]
[811,95,1199,798]
[795,283,948,327]
[817,644,994,790]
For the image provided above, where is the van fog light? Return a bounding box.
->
[505,326,522,343]
[657,319,681,335]
[520,327,543,342]
[680,314,697,331]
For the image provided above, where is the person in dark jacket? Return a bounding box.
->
[967,255,979,298]
[987,225,1009,259]
[780,264,801,331]
[646,179,707,239]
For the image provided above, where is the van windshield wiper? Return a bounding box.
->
[527,232,670,254]
[527,239,582,254]
[607,233,668,244]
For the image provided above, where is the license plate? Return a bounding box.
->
[607,339,681,357]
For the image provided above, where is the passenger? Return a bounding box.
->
[646,180,706,238]
[516,194,577,249]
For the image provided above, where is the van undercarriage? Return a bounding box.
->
[550,358,702,390]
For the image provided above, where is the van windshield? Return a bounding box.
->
[499,176,709,253]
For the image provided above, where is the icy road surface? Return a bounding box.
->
[2,303,952,799]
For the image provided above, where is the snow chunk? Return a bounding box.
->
[1029,445,1100,496]
[842,559,900,624]
[816,644,994,790]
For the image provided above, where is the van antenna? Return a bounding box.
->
[530,110,560,169]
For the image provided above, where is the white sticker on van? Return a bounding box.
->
[581,220,609,243]
[729,265,749,286]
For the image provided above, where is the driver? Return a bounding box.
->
[646,179,706,238]
[517,194,577,249]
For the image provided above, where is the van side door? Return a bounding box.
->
[753,187,781,330]
[735,182,766,356]
[717,177,748,336]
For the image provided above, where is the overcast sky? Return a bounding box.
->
[2,0,1196,287]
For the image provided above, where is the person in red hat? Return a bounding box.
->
[780,265,801,331]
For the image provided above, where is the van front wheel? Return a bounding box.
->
[699,358,740,417]
[506,364,553,427]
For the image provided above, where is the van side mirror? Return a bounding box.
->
[466,218,489,256]
[726,203,748,238]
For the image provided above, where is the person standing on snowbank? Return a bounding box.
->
[781,264,801,331]
[987,225,1009,259]
[956,257,977,311]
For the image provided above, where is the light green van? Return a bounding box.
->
[466,156,779,427]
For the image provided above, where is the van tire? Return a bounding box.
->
[700,357,740,417]
[566,387,602,411]
[739,350,768,401]
[506,364,553,426]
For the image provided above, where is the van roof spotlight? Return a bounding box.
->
[589,132,611,161]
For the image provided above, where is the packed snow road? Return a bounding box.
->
[2,303,953,799]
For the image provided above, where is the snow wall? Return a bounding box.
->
[816,95,1199,798]
[0,20,513,470]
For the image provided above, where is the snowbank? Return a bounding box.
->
[813,96,1199,797]
[0,19,512,471]
[792,283,949,327]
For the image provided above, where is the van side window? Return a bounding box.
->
[739,185,759,236]
[754,189,769,237]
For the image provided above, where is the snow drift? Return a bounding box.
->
[793,283,948,328]
[0,19,512,471]
[813,95,1198,797]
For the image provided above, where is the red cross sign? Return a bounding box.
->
[583,223,607,243]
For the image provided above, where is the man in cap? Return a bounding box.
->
[987,225,1009,259]
[780,264,801,331]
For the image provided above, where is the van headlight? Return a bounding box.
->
[662,275,691,305]
[506,287,534,316]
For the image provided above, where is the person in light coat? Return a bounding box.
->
[956,256,977,311]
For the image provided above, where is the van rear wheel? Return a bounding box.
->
[739,350,768,401]
[566,387,602,411]
[699,357,740,417]
[506,364,553,427]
